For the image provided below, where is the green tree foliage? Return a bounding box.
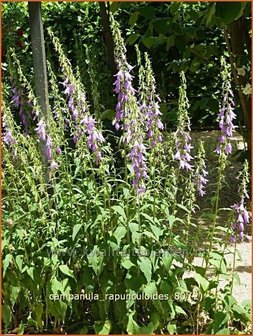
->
[2,1,251,130]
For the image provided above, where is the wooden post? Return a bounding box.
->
[28,2,50,121]
[99,2,117,76]
[28,2,50,179]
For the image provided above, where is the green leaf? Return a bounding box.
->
[59,265,75,280]
[233,304,251,321]
[168,215,177,228]
[143,282,157,296]
[153,18,170,34]
[175,34,187,52]
[72,224,82,241]
[27,267,34,280]
[35,303,43,329]
[110,2,121,13]
[166,35,175,51]
[87,247,104,276]
[101,109,115,121]
[112,205,126,221]
[129,12,139,27]
[216,3,244,25]
[10,286,20,307]
[177,203,190,213]
[129,222,139,244]
[138,257,152,283]
[150,224,163,240]
[113,225,127,246]
[215,328,230,334]
[15,255,23,272]
[126,34,140,45]
[2,304,11,328]
[162,254,173,271]
[3,254,12,278]
[121,258,135,270]
[211,311,229,334]
[142,37,154,49]
[94,320,111,335]
[138,6,155,19]
[206,3,216,26]
[195,273,209,292]
[170,2,181,14]
[167,323,177,334]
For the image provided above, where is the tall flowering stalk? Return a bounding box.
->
[174,72,193,171]
[11,85,29,134]
[2,99,18,158]
[216,56,236,156]
[231,161,250,242]
[195,141,208,197]
[111,17,136,134]
[11,51,59,173]
[47,60,67,157]
[203,57,236,275]
[49,29,105,165]
[141,51,164,148]
[111,17,147,197]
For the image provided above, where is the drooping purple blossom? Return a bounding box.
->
[174,72,193,171]
[146,102,164,146]
[62,78,78,122]
[230,161,250,242]
[11,86,29,134]
[112,61,136,132]
[81,115,105,164]
[45,136,53,161]
[139,53,164,148]
[128,141,148,195]
[50,160,59,170]
[19,107,29,134]
[231,200,250,241]
[216,58,236,156]
[194,141,208,197]
[174,130,193,171]
[11,87,20,108]
[56,146,62,155]
[3,130,16,146]
[35,119,46,141]
[111,20,148,196]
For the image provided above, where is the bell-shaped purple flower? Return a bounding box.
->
[35,119,46,141]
